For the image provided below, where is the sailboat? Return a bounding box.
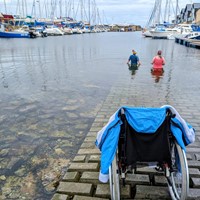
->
[150,23,179,39]
[142,0,158,37]
[143,0,180,39]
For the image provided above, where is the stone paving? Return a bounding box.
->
[51,78,200,200]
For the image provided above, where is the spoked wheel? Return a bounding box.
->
[167,141,189,200]
[109,153,120,200]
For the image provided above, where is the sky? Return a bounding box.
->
[0,0,199,26]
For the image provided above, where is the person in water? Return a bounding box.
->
[151,50,165,72]
[127,49,141,69]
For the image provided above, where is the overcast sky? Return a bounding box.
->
[0,0,198,26]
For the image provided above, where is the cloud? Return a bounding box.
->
[96,1,154,25]
[0,0,196,26]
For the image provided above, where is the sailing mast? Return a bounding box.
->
[38,0,41,19]
[145,0,157,28]
[59,0,62,18]
[4,0,7,13]
[32,0,40,18]
[20,0,28,17]
[88,0,91,25]
[24,0,28,17]
[50,0,57,21]
[164,0,169,22]
[175,0,178,24]
[157,0,162,24]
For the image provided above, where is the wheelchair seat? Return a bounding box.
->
[119,108,172,166]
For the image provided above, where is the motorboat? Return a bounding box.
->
[71,27,82,34]
[81,27,91,33]
[45,25,64,36]
[185,24,200,40]
[184,31,200,40]
[168,24,193,39]
[150,25,178,39]
[175,24,200,40]
[0,24,36,38]
[62,27,73,35]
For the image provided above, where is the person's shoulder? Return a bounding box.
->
[152,56,156,60]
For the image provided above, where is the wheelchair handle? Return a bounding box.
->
[121,108,125,115]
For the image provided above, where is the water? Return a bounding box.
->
[0,32,200,199]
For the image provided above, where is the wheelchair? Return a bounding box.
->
[109,107,189,200]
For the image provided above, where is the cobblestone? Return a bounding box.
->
[51,194,70,200]
[77,149,100,155]
[95,184,131,199]
[62,172,80,182]
[73,155,86,163]
[73,195,109,200]
[56,182,93,196]
[80,172,100,184]
[134,185,171,199]
[68,163,99,172]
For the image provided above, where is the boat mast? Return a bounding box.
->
[16,0,20,15]
[72,0,75,19]
[3,0,7,13]
[43,0,48,18]
[31,0,36,18]
[21,0,24,17]
[37,0,41,19]
[16,0,24,17]
[80,0,83,21]
[59,0,62,18]
[157,0,162,24]
[50,0,57,21]
[24,0,28,17]
[146,0,158,28]
[164,0,168,22]
[175,0,178,24]
[88,0,91,25]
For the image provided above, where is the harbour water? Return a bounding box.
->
[0,32,200,199]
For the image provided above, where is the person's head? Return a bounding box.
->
[157,50,162,55]
[132,50,137,54]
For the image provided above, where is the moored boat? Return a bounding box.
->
[0,24,36,38]
[45,25,64,36]
[142,29,153,37]
[149,25,175,39]
[185,24,200,40]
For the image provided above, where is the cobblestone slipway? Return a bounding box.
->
[51,76,200,200]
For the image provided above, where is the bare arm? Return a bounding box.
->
[162,57,166,65]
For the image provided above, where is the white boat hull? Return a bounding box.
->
[150,30,173,39]
[142,30,152,37]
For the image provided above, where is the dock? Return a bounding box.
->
[51,78,200,200]
[175,36,200,49]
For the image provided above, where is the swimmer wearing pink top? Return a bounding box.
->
[151,50,165,71]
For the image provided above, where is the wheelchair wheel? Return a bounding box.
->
[167,141,189,200]
[109,154,120,200]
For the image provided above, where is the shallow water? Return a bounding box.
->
[0,32,200,199]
